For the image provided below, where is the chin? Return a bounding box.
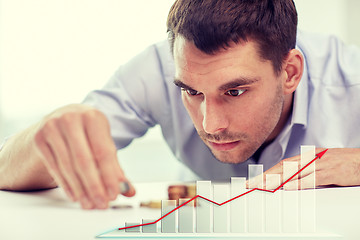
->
[211,150,250,164]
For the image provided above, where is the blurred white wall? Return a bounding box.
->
[295,0,360,47]
[0,0,359,182]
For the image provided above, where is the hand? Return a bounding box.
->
[247,148,360,190]
[33,104,135,209]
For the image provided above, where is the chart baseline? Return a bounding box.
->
[97,230,340,239]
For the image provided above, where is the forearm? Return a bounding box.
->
[0,124,56,191]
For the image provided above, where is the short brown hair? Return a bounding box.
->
[167,0,298,75]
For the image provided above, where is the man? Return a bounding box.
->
[0,0,359,210]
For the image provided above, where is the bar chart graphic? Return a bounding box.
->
[97,147,336,238]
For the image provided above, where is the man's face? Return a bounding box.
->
[174,36,286,164]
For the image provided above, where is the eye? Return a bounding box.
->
[184,89,201,96]
[225,89,246,97]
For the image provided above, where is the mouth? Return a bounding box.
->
[207,140,240,151]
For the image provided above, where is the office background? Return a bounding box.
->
[1,0,359,182]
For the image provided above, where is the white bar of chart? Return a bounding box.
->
[178,198,194,233]
[196,181,212,233]
[213,184,230,233]
[125,223,140,232]
[282,161,299,233]
[300,145,316,232]
[265,174,281,233]
[248,164,264,233]
[230,177,246,233]
[101,145,321,238]
[161,200,177,233]
[142,219,158,233]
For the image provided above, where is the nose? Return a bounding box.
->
[201,97,229,134]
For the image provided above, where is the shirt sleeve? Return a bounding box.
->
[82,42,170,149]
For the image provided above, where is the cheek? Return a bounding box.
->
[181,93,203,127]
[229,93,273,129]
[248,98,274,122]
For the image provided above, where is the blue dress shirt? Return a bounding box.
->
[83,31,360,180]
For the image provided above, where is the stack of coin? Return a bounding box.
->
[168,185,187,204]
[186,184,196,198]
[140,200,162,209]
[140,184,197,208]
[168,184,196,205]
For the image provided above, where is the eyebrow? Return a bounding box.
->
[173,77,259,91]
[173,79,195,91]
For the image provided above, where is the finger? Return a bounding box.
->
[285,148,331,189]
[250,155,302,190]
[121,181,136,197]
[283,179,300,191]
[84,110,137,199]
[246,172,265,189]
[267,154,301,175]
[304,148,334,187]
[42,121,92,208]
[50,139,94,208]
[297,148,325,178]
[315,168,335,187]
[84,112,122,200]
[61,114,108,209]
[295,173,316,190]
[112,155,137,197]
[264,174,282,190]
[34,129,75,202]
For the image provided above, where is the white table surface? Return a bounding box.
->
[0,182,359,240]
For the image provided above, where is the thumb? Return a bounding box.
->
[119,181,136,197]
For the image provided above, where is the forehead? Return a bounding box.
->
[173,35,265,76]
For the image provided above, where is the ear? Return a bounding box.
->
[281,49,304,95]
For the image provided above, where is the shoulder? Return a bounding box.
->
[106,40,175,99]
[296,30,360,87]
[84,39,177,124]
[295,32,360,147]
[113,40,173,83]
